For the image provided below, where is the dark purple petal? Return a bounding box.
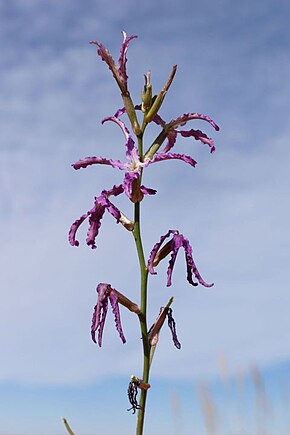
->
[91,283,110,346]
[69,211,90,247]
[147,230,179,275]
[169,112,220,131]
[166,234,184,287]
[101,184,124,198]
[182,238,214,288]
[123,171,139,200]
[102,116,135,157]
[89,41,119,85]
[149,152,197,168]
[178,129,216,153]
[167,308,181,349]
[162,130,178,153]
[140,185,157,196]
[109,289,126,344]
[114,104,141,119]
[72,156,125,171]
[152,113,166,127]
[118,31,137,86]
[69,184,124,249]
[86,201,106,249]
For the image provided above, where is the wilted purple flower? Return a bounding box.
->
[148,229,213,288]
[69,184,129,249]
[167,308,181,349]
[148,306,181,349]
[73,108,197,202]
[151,111,219,155]
[90,31,137,93]
[91,283,126,347]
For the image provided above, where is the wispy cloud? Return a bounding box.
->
[0,0,289,386]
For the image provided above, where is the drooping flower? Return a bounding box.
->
[69,184,131,249]
[148,229,213,288]
[91,283,126,347]
[148,305,181,349]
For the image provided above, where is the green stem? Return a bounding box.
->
[133,200,150,435]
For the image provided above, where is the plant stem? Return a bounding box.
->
[133,129,150,434]
[133,200,150,435]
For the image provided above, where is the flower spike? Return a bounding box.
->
[148,230,213,288]
[91,283,126,347]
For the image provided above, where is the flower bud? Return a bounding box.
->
[144,65,177,123]
[141,71,152,113]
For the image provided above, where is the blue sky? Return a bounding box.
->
[1,0,290,433]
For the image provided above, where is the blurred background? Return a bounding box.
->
[0,0,290,433]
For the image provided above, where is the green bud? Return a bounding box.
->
[144,65,177,123]
[141,71,152,113]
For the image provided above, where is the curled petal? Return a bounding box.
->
[69,211,90,247]
[123,171,139,200]
[91,283,110,346]
[147,230,179,274]
[109,289,126,344]
[167,235,184,287]
[102,183,124,198]
[69,185,124,249]
[140,185,157,196]
[102,116,135,157]
[149,152,197,168]
[89,41,120,87]
[167,308,181,349]
[72,156,125,171]
[168,112,220,131]
[162,130,178,153]
[178,129,215,153]
[86,201,106,249]
[182,238,214,288]
[118,31,137,86]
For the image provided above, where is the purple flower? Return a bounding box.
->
[72,108,197,201]
[69,184,125,249]
[90,31,137,93]
[148,230,213,288]
[152,112,219,154]
[91,283,126,347]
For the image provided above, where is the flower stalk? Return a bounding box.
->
[68,31,219,435]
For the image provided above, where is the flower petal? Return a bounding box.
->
[161,130,178,153]
[139,185,157,196]
[123,171,139,200]
[168,112,220,131]
[167,308,181,349]
[91,283,110,346]
[109,289,126,344]
[177,129,216,153]
[147,230,179,275]
[69,211,90,247]
[182,237,214,288]
[167,234,183,286]
[102,116,135,157]
[86,201,106,249]
[72,156,125,171]
[118,31,137,86]
[89,41,120,86]
[149,152,197,168]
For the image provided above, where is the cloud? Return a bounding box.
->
[0,0,289,385]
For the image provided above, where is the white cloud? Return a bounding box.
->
[0,0,289,386]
